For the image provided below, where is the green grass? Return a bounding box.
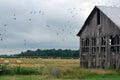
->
[0,58,120,80]
[0,66,120,80]
[84,74,120,80]
[0,75,48,80]
[0,74,120,80]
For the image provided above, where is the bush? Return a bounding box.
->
[0,66,43,75]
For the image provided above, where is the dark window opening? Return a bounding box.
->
[116,46,119,52]
[101,36,106,45]
[92,38,96,46]
[81,38,89,46]
[101,47,106,52]
[102,59,105,68]
[82,47,89,52]
[110,35,119,45]
[97,9,100,25]
[92,47,96,53]
[86,38,89,46]
[109,35,114,45]
[111,46,115,52]
[81,39,84,46]
[111,46,119,53]
[114,35,119,45]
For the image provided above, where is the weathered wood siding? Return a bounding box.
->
[80,10,120,38]
[79,8,120,69]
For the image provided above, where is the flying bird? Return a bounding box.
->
[57,33,59,36]
[30,11,32,14]
[4,24,7,26]
[13,18,16,20]
[29,18,31,21]
[46,25,50,27]
[39,11,41,14]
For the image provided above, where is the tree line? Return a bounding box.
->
[15,49,79,58]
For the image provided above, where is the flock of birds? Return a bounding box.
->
[0,0,120,52]
[0,8,78,49]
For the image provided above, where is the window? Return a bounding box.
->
[81,39,84,46]
[101,47,106,52]
[101,36,106,45]
[92,38,96,46]
[114,35,119,45]
[92,47,96,53]
[86,38,89,46]
[97,9,100,25]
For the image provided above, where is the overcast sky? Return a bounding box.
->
[0,0,119,54]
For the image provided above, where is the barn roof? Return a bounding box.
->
[77,6,120,36]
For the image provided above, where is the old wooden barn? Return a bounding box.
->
[77,6,120,69]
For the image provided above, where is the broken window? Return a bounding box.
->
[101,36,106,45]
[110,35,114,45]
[92,47,96,53]
[110,35,120,53]
[86,38,89,46]
[111,46,115,52]
[92,37,96,46]
[114,35,119,45]
[82,47,89,52]
[109,35,119,45]
[101,47,106,52]
[86,47,89,52]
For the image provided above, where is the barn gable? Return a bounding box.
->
[77,6,120,37]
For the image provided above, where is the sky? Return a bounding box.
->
[0,0,119,54]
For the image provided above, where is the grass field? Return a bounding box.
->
[1,58,79,67]
[0,58,120,80]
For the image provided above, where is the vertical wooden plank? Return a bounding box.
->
[88,37,91,68]
[106,36,110,68]
[80,37,82,67]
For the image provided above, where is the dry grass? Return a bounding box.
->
[0,58,79,67]
[0,58,118,75]
[0,58,120,80]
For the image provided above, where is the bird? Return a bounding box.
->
[29,18,31,21]
[4,24,7,26]
[39,11,41,14]
[30,11,32,14]
[23,40,26,46]
[0,38,3,41]
[13,18,16,20]
[46,25,50,27]
[57,33,59,36]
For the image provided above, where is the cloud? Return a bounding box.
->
[0,0,119,54]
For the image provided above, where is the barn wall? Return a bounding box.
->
[79,8,120,69]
